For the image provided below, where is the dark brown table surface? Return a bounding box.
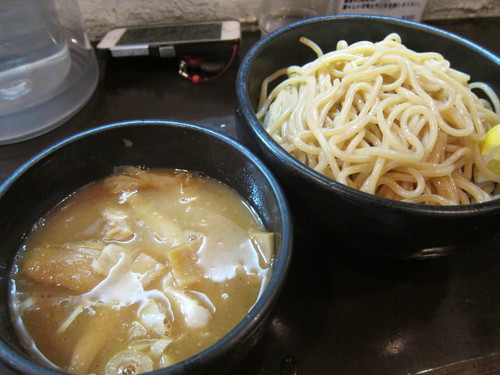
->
[1,17,499,375]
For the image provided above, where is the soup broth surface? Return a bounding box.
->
[10,167,274,375]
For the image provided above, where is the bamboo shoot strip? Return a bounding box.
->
[67,305,123,374]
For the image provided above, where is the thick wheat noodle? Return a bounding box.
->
[257,33,500,205]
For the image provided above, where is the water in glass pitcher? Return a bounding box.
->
[0,0,71,115]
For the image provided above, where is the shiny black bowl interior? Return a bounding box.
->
[0,120,293,374]
[236,15,500,259]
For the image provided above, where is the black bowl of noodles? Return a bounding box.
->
[236,15,500,259]
[0,120,293,375]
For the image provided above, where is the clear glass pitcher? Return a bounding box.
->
[0,0,99,144]
[257,0,332,36]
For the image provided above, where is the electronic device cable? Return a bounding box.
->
[178,43,239,83]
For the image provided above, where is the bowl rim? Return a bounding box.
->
[0,120,294,375]
[236,14,500,215]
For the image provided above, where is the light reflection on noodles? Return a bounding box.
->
[257,33,500,205]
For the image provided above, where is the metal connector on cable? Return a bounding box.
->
[177,43,239,84]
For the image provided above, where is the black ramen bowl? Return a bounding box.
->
[236,15,500,259]
[0,120,293,374]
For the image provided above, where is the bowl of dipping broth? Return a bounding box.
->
[0,120,292,374]
[236,15,500,259]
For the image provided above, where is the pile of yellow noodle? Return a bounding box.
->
[257,33,500,205]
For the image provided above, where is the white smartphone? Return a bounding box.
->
[97,20,241,58]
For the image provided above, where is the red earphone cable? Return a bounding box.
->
[179,43,239,83]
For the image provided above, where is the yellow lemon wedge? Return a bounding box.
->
[481,124,500,175]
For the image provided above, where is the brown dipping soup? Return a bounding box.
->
[9,167,274,375]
